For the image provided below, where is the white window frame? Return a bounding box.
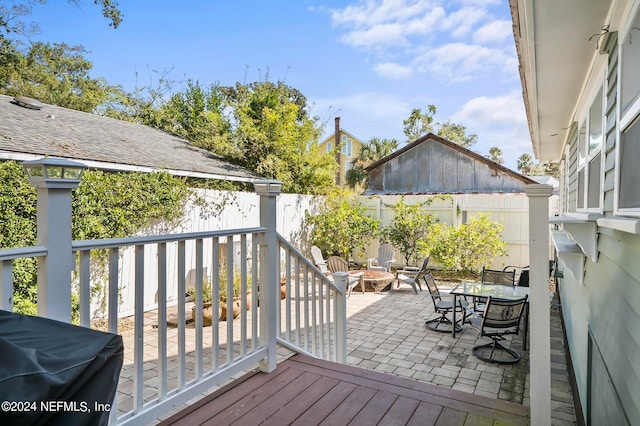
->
[576,77,605,213]
[616,3,640,216]
[341,136,352,157]
[326,141,332,153]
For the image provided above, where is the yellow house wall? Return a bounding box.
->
[318,130,364,184]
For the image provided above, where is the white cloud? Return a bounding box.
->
[374,62,414,79]
[473,19,512,44]
[451,92,532,169]
[340,23,409,49]
[416,42,517,83]
[453,91,527,127]
[440,7,488,39]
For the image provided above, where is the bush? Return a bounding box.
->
[305,193,379,260]
[381,197,437,266]
[429,213,507,273]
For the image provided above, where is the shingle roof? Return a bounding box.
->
[0,95,261,182]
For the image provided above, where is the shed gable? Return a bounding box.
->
[367,135,532,194]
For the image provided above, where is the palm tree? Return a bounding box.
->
[517,153,534,175]
[488,147,504,164]
[346,137,399,189]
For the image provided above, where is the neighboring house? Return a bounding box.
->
[364,133,536,194]
[0,94,259,182]
[317,128,364,185]
[512,0,640,424]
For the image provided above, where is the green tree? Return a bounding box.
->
[488,147,504,164]
[306,193,379,260]
[429,214,507,273]
[517,153,534,175]
[381,197,437,266]
[403,106,436,142]
[435,120,477,149]
[221,79,335,194]
[0,41,122,112]
[345,137,398,189]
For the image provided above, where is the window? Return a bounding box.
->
[619,9,640,212]
[576,84,603,210]
[341,137,352,157]
[327,142,332,153]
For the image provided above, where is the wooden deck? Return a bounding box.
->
[159,354,529,425]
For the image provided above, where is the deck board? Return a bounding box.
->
[158,354,530,426]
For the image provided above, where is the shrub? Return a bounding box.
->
[381,197,437,266]
[305,193,379,260]
[429,213,507,273]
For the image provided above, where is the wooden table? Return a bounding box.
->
[349,270,395,293]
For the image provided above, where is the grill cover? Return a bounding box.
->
[0,310,123,426]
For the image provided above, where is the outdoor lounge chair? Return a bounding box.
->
[394,256,429,294]
[311,245,330,275]
[367,243,396,272]
[469,295,528,364]
[326,256,363,298]
[424,271,468,333]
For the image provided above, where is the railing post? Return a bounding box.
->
[254,180,283,373]
[526,184,553,426]
[23,158,85,323]
[332,272,348,363]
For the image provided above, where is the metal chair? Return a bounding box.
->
[469,295,528,364]
[367,243,396,272]
[473,267,516,312]
[424,271,468,333]
[311,245,330,275]
[326,256,363,297]
[394,256,430,294]
[481,267,515,285]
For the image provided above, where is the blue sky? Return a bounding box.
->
[23,0,531,169]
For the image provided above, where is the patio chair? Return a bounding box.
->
[472,267,517,313]
[311,245,330,275]
[394,256,429,294]
[503,260,556,287]
[326,256,363,298]
[469,295,528,364]
[367,243,396,272]
[424,271,468,333]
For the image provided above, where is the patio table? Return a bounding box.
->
[450,282,530,349]
[348,270,395,293]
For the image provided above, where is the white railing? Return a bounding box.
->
[277,235,347,363]
[0,173,349,425]
[72,228,266,425]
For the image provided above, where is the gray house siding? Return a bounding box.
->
[603,34,618,213]
[366,134,534,194]
[555,31,640,424]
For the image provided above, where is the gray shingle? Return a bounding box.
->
[0,95,261,182]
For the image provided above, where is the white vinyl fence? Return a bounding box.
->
[95,190,558,319]
[355,193,559,270]
[91,189,322,319]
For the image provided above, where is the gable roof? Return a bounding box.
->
[365,133,535,184]
[318,129,364,146]
[0,95,260,182]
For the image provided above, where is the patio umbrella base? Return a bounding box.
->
[425,317,463,333]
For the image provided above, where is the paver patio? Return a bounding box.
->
[116,279,578,425]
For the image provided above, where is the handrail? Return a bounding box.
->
[276,234,342,295]
[72,227,266,250]
[0,245,48,260]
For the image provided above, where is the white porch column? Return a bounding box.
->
[23,158,85,323]
[526,184,553,426]
[254,180,283,373]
